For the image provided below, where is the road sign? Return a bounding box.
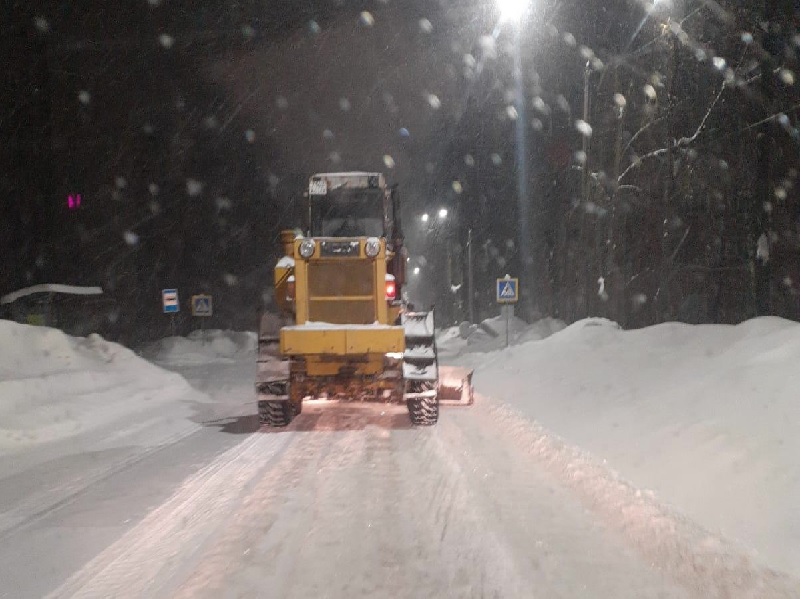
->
[162,289,179,313]
[191,294,213,317]
[496,276,519,304]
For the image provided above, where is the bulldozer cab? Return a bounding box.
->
[307,173,395,240]
[311,188,384,238]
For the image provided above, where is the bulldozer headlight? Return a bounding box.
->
[299,238,316,259]
[365,237,381,257]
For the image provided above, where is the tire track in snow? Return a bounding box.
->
[0,421,200,540]
[177,404,534,598]
[45,431,293,599]
[476,394,798,599]
[171,408,370,598]
[438,405,685,598]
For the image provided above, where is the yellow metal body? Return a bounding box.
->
[281,325,404,356]
[273,230,296,316]
[277,235,406,403]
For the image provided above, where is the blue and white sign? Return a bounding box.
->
[162,289,180,313]
[191,294,213,317]
[496,276,519,304]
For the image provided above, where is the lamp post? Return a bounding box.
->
[497,0,533,320]
[419,208,462,323]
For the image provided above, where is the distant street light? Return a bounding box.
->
[438,208,448,219]
[421,213,429,223]
[413,266,421,275]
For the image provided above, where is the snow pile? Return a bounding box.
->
[511,316,567,344]
[141,329,256,366]
[0,320,193,451]
[457,316,800,575]
[438,316,566,356]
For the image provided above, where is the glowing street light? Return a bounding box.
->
[421,213,429,223]
[438,208,448,219]
[413,266,421,275]
[497,0,528,22]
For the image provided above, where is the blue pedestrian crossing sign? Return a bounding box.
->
[496,276,519,303]
[162,289,179,313]
[191,294,213,317]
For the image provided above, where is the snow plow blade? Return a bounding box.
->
[438,365,474,406]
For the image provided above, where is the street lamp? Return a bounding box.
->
[413,266,420,275]
[438,208,448,219]
[421,213,429,223]
[497,0,528,21]
[496,0,532,321]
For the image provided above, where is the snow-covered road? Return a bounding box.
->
[35,401,686,599]
[0,322,796,598]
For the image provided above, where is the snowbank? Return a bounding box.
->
[141,329,256,366]
[0,321,193,452]
[438,316,566,356]
[455,316,800,576]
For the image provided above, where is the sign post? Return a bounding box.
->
[162,289,179,337]
[495,275,519,348]
[191,294,213,344]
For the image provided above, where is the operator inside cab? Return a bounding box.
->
[311,187,385,238]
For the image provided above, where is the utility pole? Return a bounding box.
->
[754,9,784,315]
[467,228,475,323]
[581,61,591,204]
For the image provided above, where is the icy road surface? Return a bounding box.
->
[0,356,795,598]
[39,408,687,599]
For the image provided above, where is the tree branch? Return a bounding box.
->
[622,115,667,155]
[619,79,726,183]
[617,147,669,183]
[668,226,691,263]
[674,80,726,147]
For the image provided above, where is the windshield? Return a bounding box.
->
[311,189,385,237]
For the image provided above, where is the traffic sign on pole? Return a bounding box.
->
[162,289,179,313]
[191,294,213,317]
[496,276,519,304]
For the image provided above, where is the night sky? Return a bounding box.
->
[2,0,799,343]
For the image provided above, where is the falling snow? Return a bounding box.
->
[575,120,593,138]
[33,16,50,32]
[123,231,140,246]
[186,179,204,197]
[359,11,375,27]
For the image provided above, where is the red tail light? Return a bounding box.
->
[385,279,396,301]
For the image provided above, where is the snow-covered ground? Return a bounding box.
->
[437,314,566,356]
[0,320,200,453]
[442,315,800,577]
[140,329,257,367]
[0,319,797,597]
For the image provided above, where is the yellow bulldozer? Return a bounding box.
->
[256,172,473,427]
